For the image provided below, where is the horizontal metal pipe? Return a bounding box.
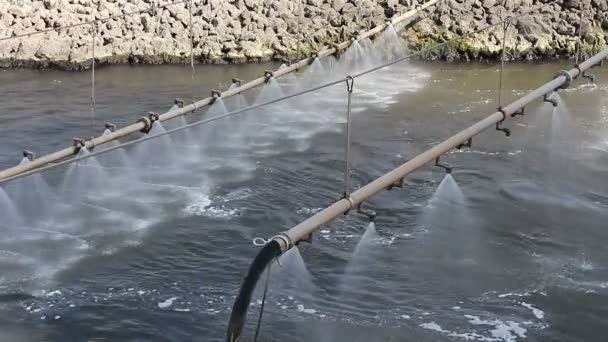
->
[277,48,608,249]
[0,1,437,182]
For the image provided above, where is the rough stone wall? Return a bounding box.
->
[0,0,403,68]
[406,0,608,60]
[0,0,607,68]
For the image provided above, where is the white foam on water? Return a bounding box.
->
[157,296,178,308]
[520,302,544,319]
[420,322,448,333]
[465,315,528,342]
[183,192,239,219]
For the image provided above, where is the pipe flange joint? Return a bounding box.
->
[554,70,573,90]
[137,116,152,133]
[22,150,35,161]
[174,98,185,108]
[264,70,274,82]
[271,233,293,253]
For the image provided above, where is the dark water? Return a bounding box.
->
[1,39,608,342]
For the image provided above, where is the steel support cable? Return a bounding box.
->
[0,0,192,43]
[225,47,608,342]
[575,2,585,64]
[344,76,355,197]
[0,78,346,185]
[90,15,97,130]
[0,0,561,184]
[497,1,509,107]
[188,0,196,104]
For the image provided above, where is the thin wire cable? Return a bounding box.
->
[90,9,97,130]
[344,76,354,197]
[497,2,508,107]
[0,0,561,184]
[189,0,196,104]
[253,265,271,342]
[0,0,191,43]
[575,2,585,64]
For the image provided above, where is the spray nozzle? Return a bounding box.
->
[543,93,558,107]
[495,122,511,137]
[456,138,472,150]
[73,138,86,153]
[147,112,160,122]
[387,177,404,190]
[231,78,243,87]
[174,98,185,108]
[582,71,596,83]
[264,70,274,83]
[511,107,525,118]
[435,157,452,174]
[211,90,221,103]
[22,150,35,161]
[356,202,376,222]
[104,122,116,132]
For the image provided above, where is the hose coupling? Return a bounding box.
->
[137,116,152,133]
[271,233,293,253]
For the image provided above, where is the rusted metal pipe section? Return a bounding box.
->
[0,1,438,182]
[225,48,608,341]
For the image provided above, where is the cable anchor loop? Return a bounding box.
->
[346,76,354,93]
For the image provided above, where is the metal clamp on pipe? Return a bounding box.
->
[457,137,472,149]
[104,122,116,132]
[22,150,35,161]
[435,156,452,174]
[73,138,86,153]
[137,116,152,133]
[496,107,511,137]
[264,70,274,83]
[211,90,221,103]
[174,98,185,108]
[270,233,293,253]
[554,70,573,89]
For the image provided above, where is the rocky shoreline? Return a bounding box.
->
[0,0,606,69]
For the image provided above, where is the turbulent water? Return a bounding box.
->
[1,32,608,342]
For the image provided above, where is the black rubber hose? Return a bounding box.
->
[226,240,282,342]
